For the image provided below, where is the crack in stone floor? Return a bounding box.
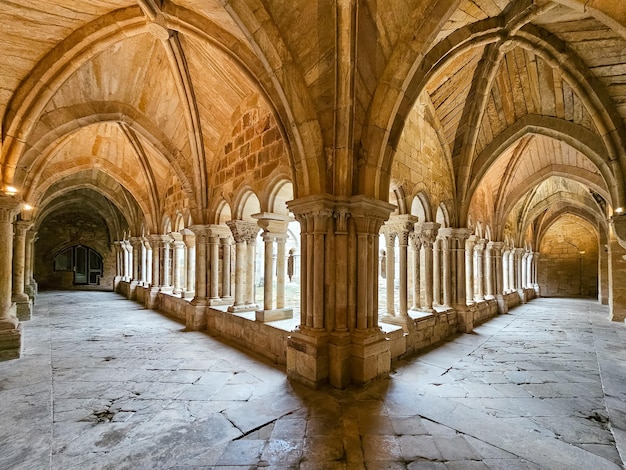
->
[0,291,624,469]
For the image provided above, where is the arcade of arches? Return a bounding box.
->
[2,0,626,390]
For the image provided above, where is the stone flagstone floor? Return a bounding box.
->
[0,291,625,469]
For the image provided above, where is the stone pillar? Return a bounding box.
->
[598,234,609,305]
[143,238,153,285]
[253,213,293,321]
[440,228,473,331]
[533,252,541,295]
[128,237,143,299]
[182,229,195,299]
[521,252,529,288]
[409,232,422,311]
[226,221,260,312]
[0,196,21,360]
[208,235,220,301]
[526,252,534,288]
[432,238,441,306]
[221,237,233,302]
[123,240,132,281]
[186,225,209,330]
[508,250,516,292]
[466,235,476,304]
[514,248,526,302]
[484,241,494,299]
[168,233,183,295]
[246,238,257,306]
[112,241,122,290]
[286,195,394,389]
[23,229,35,300]
[146,235,162,309]
[474,239,486,301]
[276,236,286,309]
[160,235,173,293]
[441,234,452,307]
[418,222,439,311]
[139,238,147,284]
[381,227,396,316]
[381,215,417,323]
[608,216,626,321]
[490,241,507,313]
[12,220,32,320]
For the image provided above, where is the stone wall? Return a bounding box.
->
[538,216,598,297]
[209,100,292,210]
[34,212,114,289]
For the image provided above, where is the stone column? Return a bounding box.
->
[490,241,507,313]
[526,252,534,288]
[23,229,36,300]
[146,235,162,309]
[508,250,516,292]
[160,235,173,293]
[139,238,147,284]
[484,242,494,299]
[466,235,476,304]
[253,213,293,322]
[143,238,152,285]
[409,232,422,311]
[286,195,394,389]
[533,252,541,295]
[432,238,441,306]
[0,196,21,360]
[128,237,143,299]
[112,241,122,291]
[381,215,417,322]
[185,225,209,330]
[221,237,232,302]
[275,236,286,309]
[246,237,257,306]
[182,229,195,299]
[441,235,452,307]
[381,227,396,316]
[208,235,220,301]
[514,248,526,302]
[226,221,260,312]
[170,233,185,295]
[521,252,529,289]
[123,240,132,281]
[12,220,32,320]
[474,239,486,301]
[418,222,440,311]
[608,215,626,321]
[440,228,473,331]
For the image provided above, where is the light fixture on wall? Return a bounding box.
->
[22,203,33,211]
[3,185,18,195]
[616,207,624,214]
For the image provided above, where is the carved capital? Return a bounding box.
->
[417,222,440,247]
[226,220,260,243]
[0,196,20,224]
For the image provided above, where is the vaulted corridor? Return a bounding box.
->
[1,290,624,469]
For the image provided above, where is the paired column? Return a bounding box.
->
[418,222,440,311]
[381,215,417,322]
[206,225,233,306]
[474,239,486,301]
[0,196,22,360]
[143,237,153,285]
[439,228,472,331]
[24,229,37,300]
[465,235,476,304]
[409,232,422,311]
[170,232,185,295]
[12,220,33,320]
[381,227,396,316]
[182,229,195,298]
[253,212,293,322]
[226,221,260,312]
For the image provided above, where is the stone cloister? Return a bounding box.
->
[2,0,626,395]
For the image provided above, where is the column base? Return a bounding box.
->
[15,299,32,321]
[0,317,22,361]
[516,289,527,303]
[185,303,208,331]
[145,287,160,309]
[495,294,509,314]
[129,281,139,300]
[328,332,351,389]
[209,297,232,307]
[350,328,391,384]
[227,303,258,313]
[455,304,476,333]
[183,290,195,300]
[286,328,329,389]
[159,286,174,294]
[255,307,293,322]
[173,288,183,296]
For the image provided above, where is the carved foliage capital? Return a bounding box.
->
[226,220,260,243]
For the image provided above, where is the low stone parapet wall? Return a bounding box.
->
[158,293,188,322]
[206,307,289,365]
[473,299,498,325]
